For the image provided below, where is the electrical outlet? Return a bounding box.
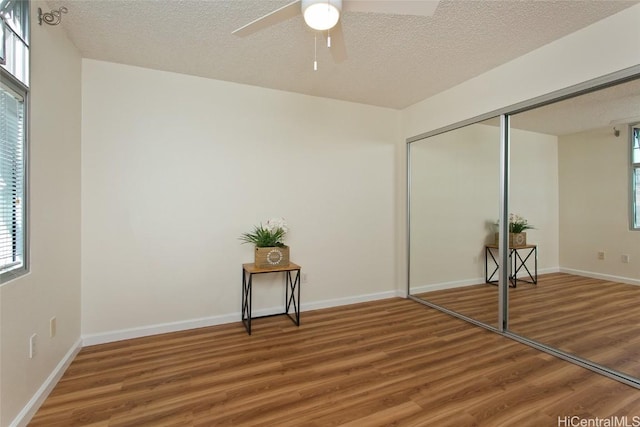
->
[50,317,57,338]
[302,273,308,284]
[598,251,605,260]
[622,254,630,264]
[29,333,37,359]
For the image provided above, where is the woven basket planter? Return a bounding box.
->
[255,245,290,269]
[494,232,527,246]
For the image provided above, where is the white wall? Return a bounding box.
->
[0,2,82,426]
[81,59,401,339]
[510,129,560,271]
[398,4,640,290]
[409,122,500,288]
[559,126,640,282]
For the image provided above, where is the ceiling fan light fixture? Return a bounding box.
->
[302,0,342,31]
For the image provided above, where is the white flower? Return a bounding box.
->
[264,217,288,234]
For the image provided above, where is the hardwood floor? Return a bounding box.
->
[31,296,640,426]
[418,273,640,379]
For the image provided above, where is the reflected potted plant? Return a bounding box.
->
[240,218,290,268]
[495,214,534,246]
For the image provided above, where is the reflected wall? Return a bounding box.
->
[508,79,640,380]
[409,119,500,327]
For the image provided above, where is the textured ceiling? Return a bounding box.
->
[48,0,638,109]
[511,78,640,136]
[481,79,640,136]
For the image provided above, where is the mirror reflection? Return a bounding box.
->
[408,76,640,384]
[409,118,500,328]
[508,78,640,380]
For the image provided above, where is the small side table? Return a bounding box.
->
[485,244,537,288]
[241,262,301,335]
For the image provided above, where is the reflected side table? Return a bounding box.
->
[485,244,537,288]
[241,262,301,335]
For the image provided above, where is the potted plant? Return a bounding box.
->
[495,214,534,246]
[240,218,290,268]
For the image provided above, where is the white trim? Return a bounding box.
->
[539,267,561,275]
[302,290,402,311]
[82,290,401,346]
[10,338,82,427]
[409,268,560,294]
[410,277,486,294]
[560,267,640,286]
[82,312,240,346]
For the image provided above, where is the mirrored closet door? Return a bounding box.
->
[507,78,640,381]
[408,72,640,387]
[408,118,501,328]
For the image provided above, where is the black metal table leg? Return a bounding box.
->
[511,247,537,286]
[486,246,500,284]
[285,269,301,326]
[511,248,517,288]
[241,270,253,335]
[241,263,302,335]
[534,246,538,284]
[485,244,537,288]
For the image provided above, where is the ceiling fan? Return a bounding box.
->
[232,0,438,66]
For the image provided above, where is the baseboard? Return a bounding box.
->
[82,312,242,346]
[82,290,401,347]
[10,338,82,427]
[301,290,402,311]
[410,277,485,294]
[409,268,560,294]
[559,267,640,286]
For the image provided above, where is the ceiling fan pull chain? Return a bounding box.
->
[327,29,331,48]
[314,34,318,71]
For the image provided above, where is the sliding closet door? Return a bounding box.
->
[507,78,640,381]
[409,118,501,328]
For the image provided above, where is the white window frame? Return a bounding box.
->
[0,70,27,283]
[0,0,28,283]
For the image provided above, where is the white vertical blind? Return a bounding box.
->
[0,82,24,273]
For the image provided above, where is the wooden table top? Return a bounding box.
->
[486,244,536,249]
[243,262,301,274]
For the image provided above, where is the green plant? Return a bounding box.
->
[239,218,288,247]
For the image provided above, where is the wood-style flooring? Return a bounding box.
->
[31,296,640,426]
[419,273,640,379]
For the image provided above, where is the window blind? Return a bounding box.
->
[0,82,24,274]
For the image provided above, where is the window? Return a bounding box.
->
[0,82,25,278]
[0,0,28,282]
[1,0,29,85]
[633,124,640,230]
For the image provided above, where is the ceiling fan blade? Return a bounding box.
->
[326,22,347,63]
[232,0,301,37]
[343,0,439,16]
